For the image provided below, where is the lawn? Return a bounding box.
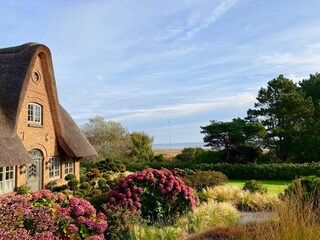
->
[228,179,292,195]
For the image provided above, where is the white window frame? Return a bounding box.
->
[0,166,15,194]
[28,103,42,125]
[65,157,75,176]
[49,156,61,180]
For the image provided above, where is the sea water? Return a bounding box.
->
[152,142,209,150]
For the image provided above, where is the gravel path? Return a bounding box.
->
[238,211,278,224]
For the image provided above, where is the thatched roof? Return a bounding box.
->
[0,43,97,167]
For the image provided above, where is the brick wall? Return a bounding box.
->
[15,55,79,190]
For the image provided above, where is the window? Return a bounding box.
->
[49,156,60,179]
[65,158,74,175]
[28,103,42,125]
[0,166,15,194]
[32,71,40,83]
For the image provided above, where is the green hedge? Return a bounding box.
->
[125,162,320,180]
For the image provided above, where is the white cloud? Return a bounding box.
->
[259,52,320,65]
[185,0,238,39]
[112,92,256,122]
[286,74,308,84]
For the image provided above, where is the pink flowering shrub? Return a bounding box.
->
[108,168,199,223]
[0,189,107,239]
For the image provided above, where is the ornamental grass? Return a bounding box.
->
[243,193,320,240]
[176,201,240,235]
[203,185,280,211]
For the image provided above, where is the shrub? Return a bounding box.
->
[65,173,77,181]
[15,184,31,195]
[52,184,69,192]
[204,185,279,212]
[125,162,320,180]
[243,180,267,194]
[284,175,320,210]
[86,168,102,181]
[80,181,93,191]
[103,205,141,240]
[45,180,57,191]
[68,178,80,191]
[96,159,126,172]
[194,150,221,164]
[175,147,206,162]
[0,190,107,239]
[181,171,228,191]
[108,168,199,223]
[152,154,165,162]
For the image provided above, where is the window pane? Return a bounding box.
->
[28,104,34,122]
[65,158,74,175]
[28,103,42,124]
[49,156,60,179]
[3,166,15,193]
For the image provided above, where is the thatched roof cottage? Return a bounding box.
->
[0,43,97,194]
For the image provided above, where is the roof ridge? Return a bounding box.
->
[0,42,41,55]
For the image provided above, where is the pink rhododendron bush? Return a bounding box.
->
[108,168,199,223]
[0,189,107,239]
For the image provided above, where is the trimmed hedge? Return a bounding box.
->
[125,162,320,180]
[181,171,228,191]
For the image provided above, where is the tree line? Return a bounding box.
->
[201,73,320,163]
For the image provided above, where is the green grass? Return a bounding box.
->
[228,179,291,195]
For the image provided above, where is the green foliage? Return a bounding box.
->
[80,182,93,191]
[201,118,265,163]
[65,173,77,181]
[175,147,206,162]
[81,116,133,162]
[195,191,208,203]
[130,131,154,162]
[52,184,68,192]
[181,171,228,191]
[44,180,57,191]
[86,168,101,181]
[68,178,80,191]
[242,180,267,194]
[96,159,126,172]
[103,205,141,240]
[193,150,220,163]
[247,75,315,162]
[285,176,320,209]
[299,73,320,116]
[125,162,320,180]
[15,184,31,195]
[152,154,165,162]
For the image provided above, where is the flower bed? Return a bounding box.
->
[0,189,108,239]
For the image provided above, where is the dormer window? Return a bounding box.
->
[28,103,42,126]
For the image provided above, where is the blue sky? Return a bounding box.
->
[2,0,320,144]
